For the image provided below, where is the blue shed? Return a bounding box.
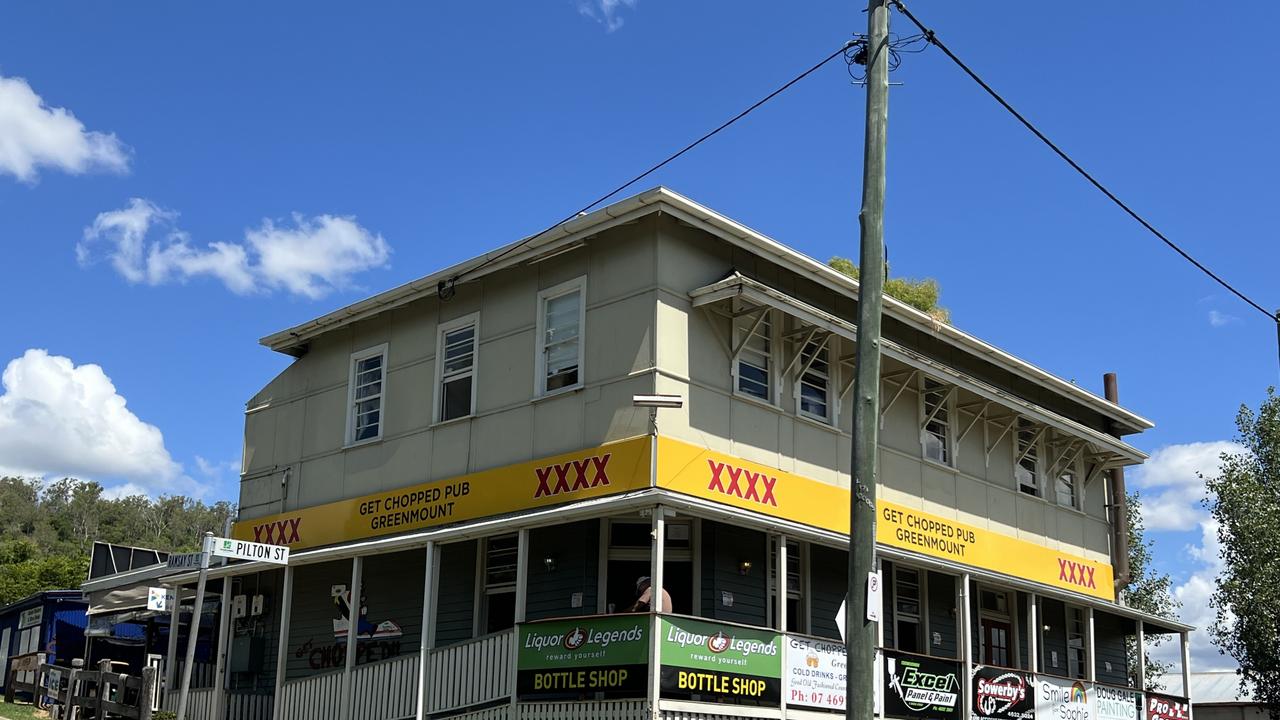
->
[0,590,87,696]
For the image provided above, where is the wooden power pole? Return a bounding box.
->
[846,1,890,720]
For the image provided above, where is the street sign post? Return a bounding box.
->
[176,533,213,720]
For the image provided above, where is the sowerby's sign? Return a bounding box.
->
[657,436,1115,602]
[231,437,649,551]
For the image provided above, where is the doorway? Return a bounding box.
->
[603,518,694,615]
[981,618,1012,667]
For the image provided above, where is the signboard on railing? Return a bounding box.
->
[1035,676,1094,720]
[516,616,649,698]
[883,650,963,720]
[1094,683,1141,720]
[1144,692,1190,720]
[973,666,1034,720]
[658,616,782,705]
[785,635,856,712]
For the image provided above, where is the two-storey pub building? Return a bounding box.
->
[159,188,1193,720]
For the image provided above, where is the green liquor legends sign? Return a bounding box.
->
[516,616,649,698]
[659,616,783,705]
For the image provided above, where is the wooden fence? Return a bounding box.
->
[22,660,159,720]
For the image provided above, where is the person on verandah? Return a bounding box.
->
[626,576,673,613]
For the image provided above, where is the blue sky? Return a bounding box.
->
[2,1,1276,671]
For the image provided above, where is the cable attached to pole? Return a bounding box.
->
[442,41,855,296]
[890,0,1275,328]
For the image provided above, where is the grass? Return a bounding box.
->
[0,697,48,720]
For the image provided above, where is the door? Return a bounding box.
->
[0,627,9,691]
[981,618,1012,668]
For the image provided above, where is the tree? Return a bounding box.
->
[1205,388,1280,717]
[827,257,951,323]
[1120,492,1179,690]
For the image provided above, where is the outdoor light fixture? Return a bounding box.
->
[543,556,557,572]
[632,394,684,409]
[739,560,753,575]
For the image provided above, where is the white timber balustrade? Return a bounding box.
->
[423,629,515,715]
[349,654,420,720]
[278,669,345,720]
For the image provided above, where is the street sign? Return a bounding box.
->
[836,598,846,642]
[210,536,290,565]
[866,570,883,622]
[167,552,205,570]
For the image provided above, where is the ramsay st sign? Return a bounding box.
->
[230,437,649,551]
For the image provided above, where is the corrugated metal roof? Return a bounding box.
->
[1190,671,1253,704]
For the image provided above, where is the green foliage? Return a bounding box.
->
[1121,492,1179,690]
[827,257,951,323]
[0,476,236,605]
[1206,388,1280,717]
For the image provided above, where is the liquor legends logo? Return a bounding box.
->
[252,517,301,544]
[522,622,643,653]
[1058,559,1098,589]
[563,626,587,650]
[664,625,778,660]
[706,459,778,507]
[977,673,1027,714]
[888,656,960,713]
[533,454,611,499]
[707,632,730,654]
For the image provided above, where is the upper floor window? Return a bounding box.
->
[797,339,831,422]
[437,314,478,422]
[1015,419,1041,496]
[920,378,951,464]
[1055,465,1077,509]
[536,279,584,395]
[770,539,805,632]
[347,344,387,444]
[735,307,772,402]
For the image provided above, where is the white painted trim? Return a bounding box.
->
[339,556,363,720]
[345,343,389,446]
[534,275,587,397]
[271,566,294,720]
[434,312,480,424]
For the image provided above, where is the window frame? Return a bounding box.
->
[919,377,953,466]
[769,537,807,633]
[1066,604,1088,679]
[474,534,519,636]
[891,564,926,654]
[1015,419,1043,497]
[345,343,389,446]
[1054,453,1080,510]
[434,312,480,424]
[731,304,776,405]
[534,276,586,398]
[795,336,834,424]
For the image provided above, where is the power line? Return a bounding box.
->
[441,40,855,297]
[889,0,1276,324]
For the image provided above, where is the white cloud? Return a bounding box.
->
[0,74,129,182]
[78,199,390,299]
[576,0,637,31]
[0,349,181,487]
[1129,441,1244,531]
[1207,310,1240,327]
[1136,444,1242,677]
[195,455,240,480]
